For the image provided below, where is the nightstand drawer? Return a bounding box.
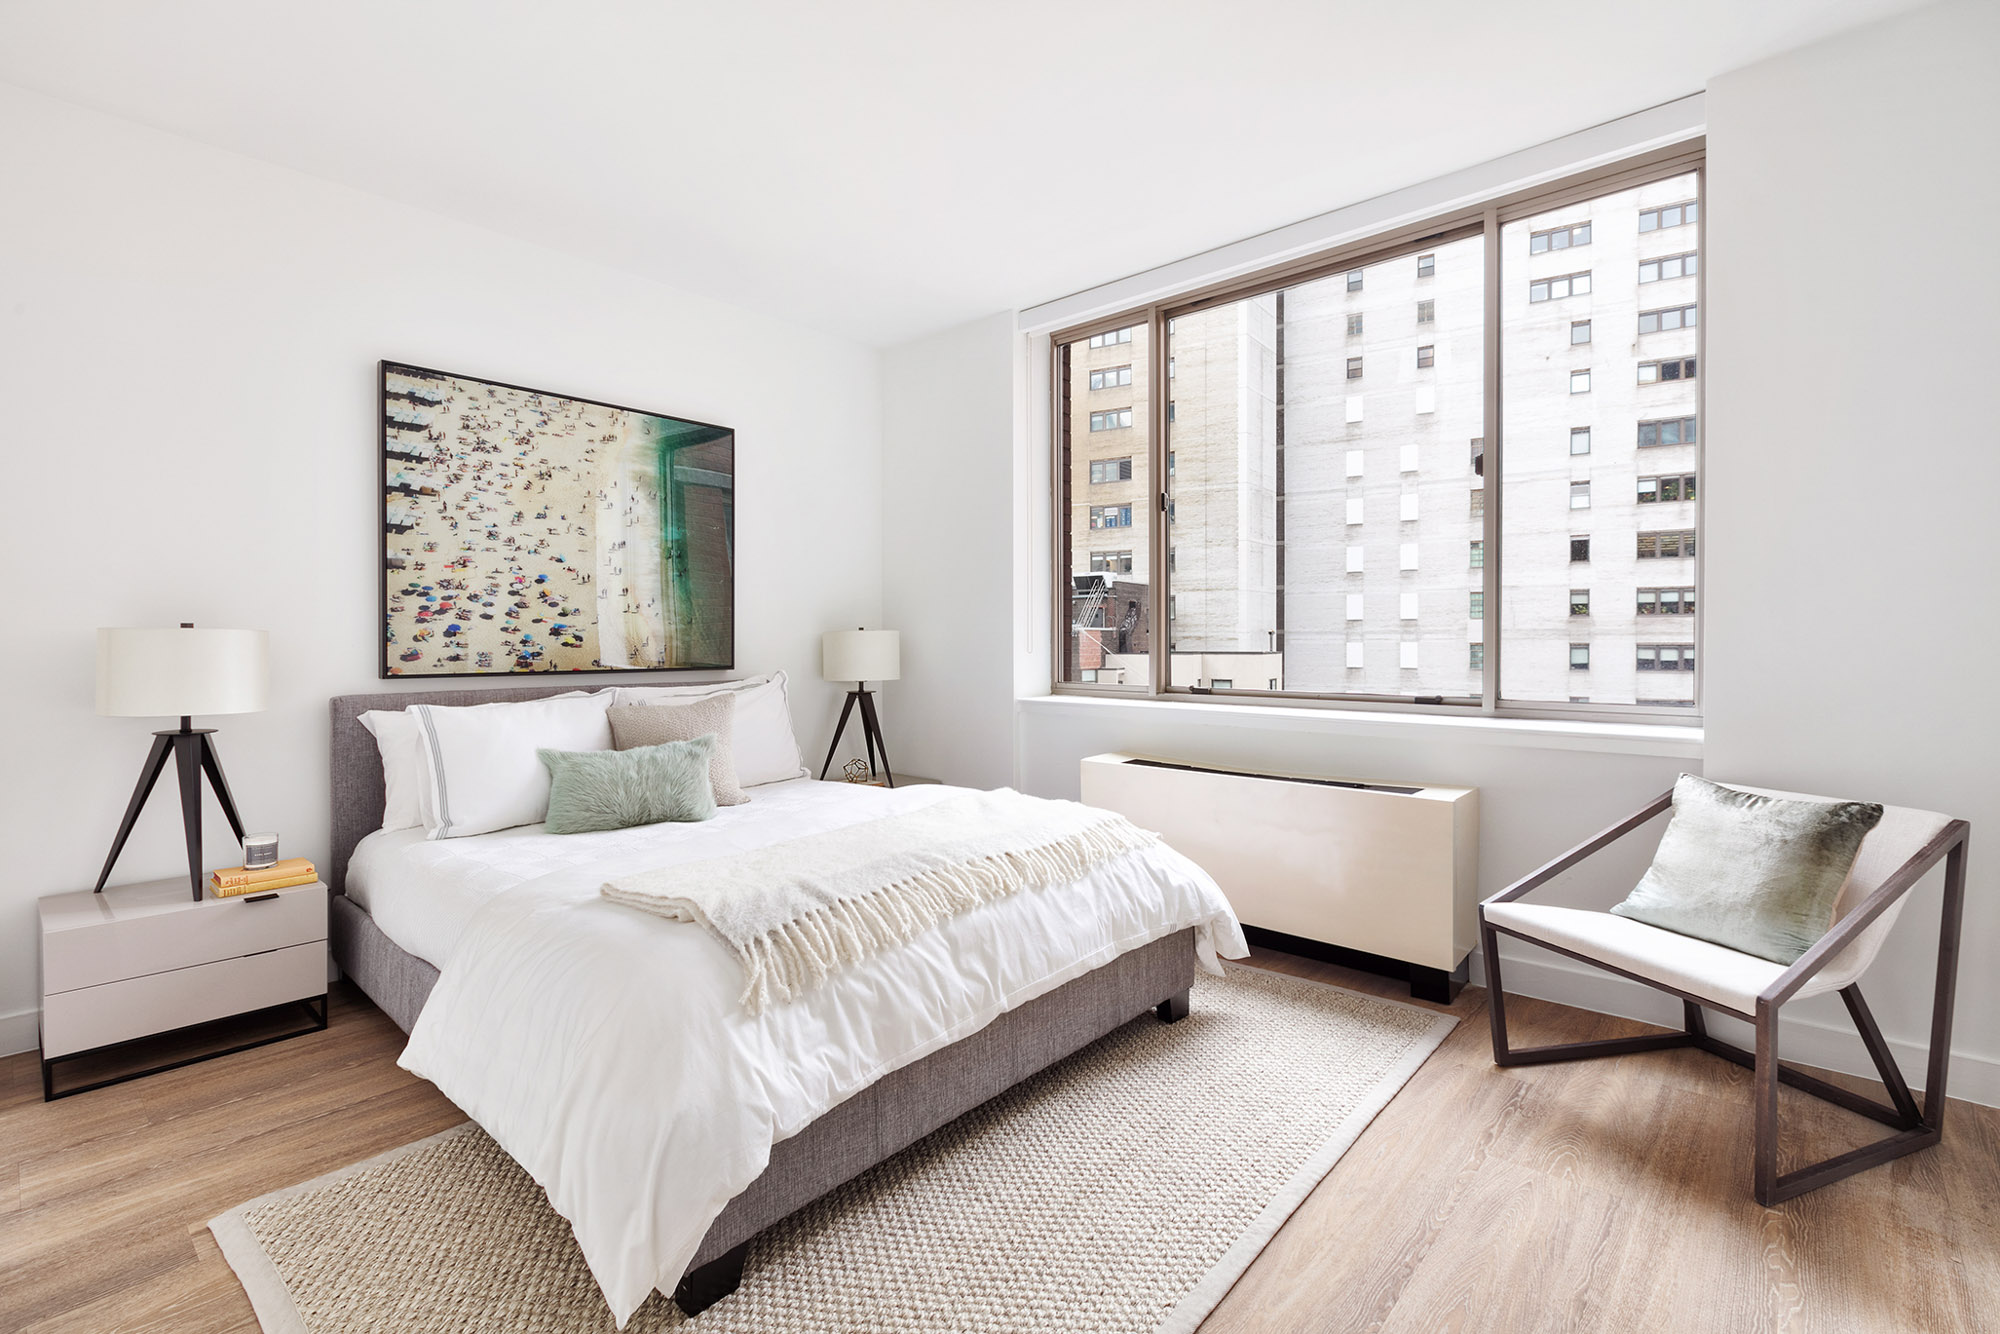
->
[40,942,327,1059]
[41,883,327,994]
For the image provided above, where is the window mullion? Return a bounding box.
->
[1147,303,1170,699]
[1481,206,1502,716]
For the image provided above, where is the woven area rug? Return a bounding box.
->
[211,964,1455,1334]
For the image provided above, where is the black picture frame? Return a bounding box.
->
[379,360,735,679]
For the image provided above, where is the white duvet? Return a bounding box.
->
[379,780,1246,1327]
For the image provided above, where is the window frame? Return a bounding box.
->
[1047,142,1704,726]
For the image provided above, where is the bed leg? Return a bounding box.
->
[672,1241,748,1317]
[1156,988,1190,1023]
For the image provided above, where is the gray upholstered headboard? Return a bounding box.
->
[328,683,593,895]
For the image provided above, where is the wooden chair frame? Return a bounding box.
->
[1479,790,1969,1206]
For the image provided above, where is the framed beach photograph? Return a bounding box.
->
[380,361,734,677]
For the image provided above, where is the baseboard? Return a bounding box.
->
[0,1006,39,1060]
[1474,947,2000,1109]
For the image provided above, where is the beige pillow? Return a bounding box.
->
[607,696,747,806]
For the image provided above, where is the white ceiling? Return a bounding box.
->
[0,0,1921,347]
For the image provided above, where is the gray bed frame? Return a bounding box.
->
[327,684,1196,1316]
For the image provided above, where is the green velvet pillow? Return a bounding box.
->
[537,735,718,835]
[1610,774,1883,963]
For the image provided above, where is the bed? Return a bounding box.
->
[325,684,1244,1324]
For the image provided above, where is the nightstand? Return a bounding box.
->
[843,774,940,789]
[38,876,329,1100]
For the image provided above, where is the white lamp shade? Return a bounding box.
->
[822,629,900,683]
[97,627,270,718]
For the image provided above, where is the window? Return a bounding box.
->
[1637,416,1697,447]
[1639,303,1698,334]
[1639,357,1696,386]
[1569,369,1591,394]
[1570,589,1590,616]
[1469,591,1484,619]
[1209,678,1233,689]
[1638,251,1699,283]
[1417,300,1435,324]
[1089,457,1133,484]
[1637,587,1696,615]
[1637,529,1697,558]
[1569,480,1591,509]
[1469,437,1485,476]
[1347,356,1364,380]
[1639,199,1699,232]
[1570,427,1592,455]
[1571,320,1592,345]
[1346,269,1363,292]
[1469,643,1485,670]
[1347,313,1364,337]
[1089,365,1133,390]
[1470,539,1485,569]
[1087,325,1137,348]
[1090,550,1133,574]
[1637,473,1697,503]
[1637,644,1697,671]
[1570,644,1591,671]
[1570,536,1591,562]
[1529,271,1592,302]
[1089,505,1133,529]
[1469,489,1485,518]
[1529,221,1591,253]
[1417,345,1435,369]
[1346,642,1365,669]
[1417,253,1435,278]
[1089,408,1133,432]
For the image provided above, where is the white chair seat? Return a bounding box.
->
[1484,901,1855,1017]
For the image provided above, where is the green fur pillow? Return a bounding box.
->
[537,736,719,835]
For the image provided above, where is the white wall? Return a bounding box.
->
[1701,0,2000,1098]
[0,82,884,1053]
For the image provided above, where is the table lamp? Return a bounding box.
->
[818,628,900,786]
[96,623,269,900]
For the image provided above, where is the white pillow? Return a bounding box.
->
[358,709,428,832]
[612,671,807,788]
[408,693,614,839]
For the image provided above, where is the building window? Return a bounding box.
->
[1570,535,1591,562]
[1417,300,1435,324]
[1639,303,1698,334]
[1347,356,1364,380]
[1637,587,1696,615]
[1638,357,1697,385]
[1089,550,1133,574]
[1469,643,1484,670]
[1639,199,1699,232]
[1570,643,1591,671]
[1570,588,1590,616]
[1530,221,1592,253]
[1089,457,1133,484]
[1637,644,1697,671]
[1637,473,1697,503]
[1470,539,1485,569]
[1570,426,1592,455]
[1569,480,1591,509]
[1347,312,1364,337]
[1637,416,1697,447]
[1089,408,1133,432]
[1639,251,1699,283]
[1417,345,1435,369]
[1417,253,1435,278]
[1529,271,1592,302]
[1087,325,1137,349]
[1571,320,1592,345]
[1469,591,1484,619]
[1089,504,1133,529]
[1469,489,1485,518]
[1469,437,1484,476]
[1346,269,1363,292]
[1209,678,1233,689]
[1569,369,1591,394]
[1637,529,1697,558]
[1088,365,1133,390]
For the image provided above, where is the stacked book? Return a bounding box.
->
[210,858,319,898]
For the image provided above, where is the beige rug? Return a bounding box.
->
[211,964,1455,1334]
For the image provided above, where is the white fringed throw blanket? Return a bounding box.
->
[601,789,1158,1013]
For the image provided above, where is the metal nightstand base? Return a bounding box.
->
[41,993,329,1101]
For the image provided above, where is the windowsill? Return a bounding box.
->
[1018,691,1703,760]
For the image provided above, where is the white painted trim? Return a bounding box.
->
[1020,93,1705,336]
[0,1006,36,1059]
[1475,947,2000,1110]
[1020,693,1703,761]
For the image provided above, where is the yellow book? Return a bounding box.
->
[211,858,316,889]
[209,871,320,898]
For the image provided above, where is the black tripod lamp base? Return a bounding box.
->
[818,688,895,789]
[95,725,247,901]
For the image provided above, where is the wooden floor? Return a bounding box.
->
[2,952,1994,1333]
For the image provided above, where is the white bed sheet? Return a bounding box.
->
[373,779,1245,1327]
